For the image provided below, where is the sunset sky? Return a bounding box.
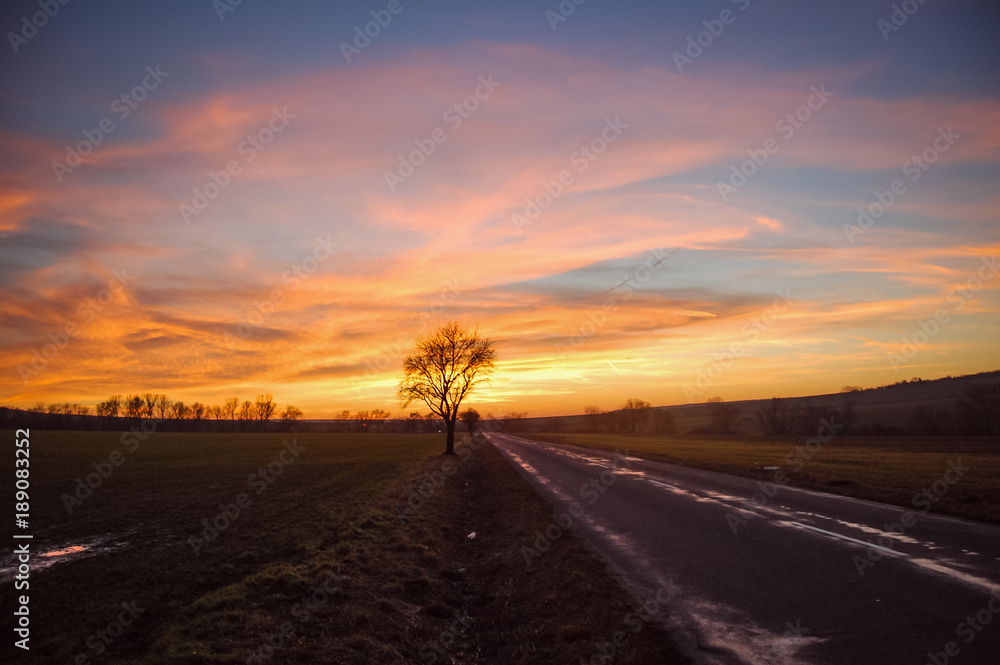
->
[1,0,998,418]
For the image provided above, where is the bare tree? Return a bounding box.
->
[460,408,480,435]
[281,405,303,421]
[956,384,1000,435]
[793,400,828,436]
[124,394,144,423]
[407,411,423,432]
[584,405,604,433]
[757,397,791,436]
[239,400,254,429]
[399,322,497,455]
[96,395,122,418]
[370,408,390,432]
[154,394,169,419]
[649,408,676,436]
[911,406,950,436]
[707,397,740,435]
[354,410,371,433]
[254,394,276,430]
[223,397,239,421]
[616,398,652,435]
[143,393,157,419]
[190,402,206,421]
[171,401,190,420]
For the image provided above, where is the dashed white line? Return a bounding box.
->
[789,521,908,557]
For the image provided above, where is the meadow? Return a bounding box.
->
[528,433,1000,524]
[2,429,687,664]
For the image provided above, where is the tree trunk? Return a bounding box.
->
[445,418,456,455]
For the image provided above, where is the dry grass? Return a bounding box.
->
[528,433,1000,524]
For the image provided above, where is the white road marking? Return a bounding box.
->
[649,479,680,490]
[789,521,908,557]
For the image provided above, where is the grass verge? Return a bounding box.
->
[525,433,1000,525]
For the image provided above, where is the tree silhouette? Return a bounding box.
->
[399,322,496,455]
[615,398,652,435]
[956,384,999,435]
[223,397,239,421]
[124,394,144,422]
[584,405,604,433]
[254,394,276,430]
[281,405,303,421]
[154,394,170,419]
[460,408,480,435]
[143,393,157,418]
[757,397,791,436]
[707,397,740,435]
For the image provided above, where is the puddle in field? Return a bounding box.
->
[0,536,128,581]
[43,545,88,557]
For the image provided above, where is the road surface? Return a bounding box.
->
[488,433,1000,665]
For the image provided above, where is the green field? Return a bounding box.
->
[528,433,1000,524]
[3,429,688,664]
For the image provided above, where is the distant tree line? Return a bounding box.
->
[15,393,302,432]
[574,381,999,438]
[582,399,676,436]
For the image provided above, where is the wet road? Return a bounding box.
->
[488,433,1000,665]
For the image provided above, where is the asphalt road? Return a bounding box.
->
[487,433,1000,665]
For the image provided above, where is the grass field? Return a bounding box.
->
[526,433,1000,524]
[2,429,688,664]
